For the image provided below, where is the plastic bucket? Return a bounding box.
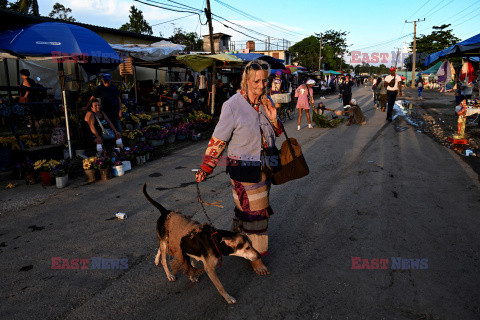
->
[112,165,125,177]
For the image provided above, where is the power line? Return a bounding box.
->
[150,13,197,26]
[213,0,307,37]
[212,18,263,42]
[350,33,413,51]
[405,0,431,21]
[133,0,201,14]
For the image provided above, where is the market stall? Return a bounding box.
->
[0,22,121,166]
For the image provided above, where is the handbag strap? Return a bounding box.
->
[94,113,107,133]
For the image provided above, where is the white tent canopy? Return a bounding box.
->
[110,41,185,62]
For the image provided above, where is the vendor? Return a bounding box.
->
[19,69,36,103]
[89,73,122,132]
[84,99,121,149]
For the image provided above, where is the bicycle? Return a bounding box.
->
[277,102,295,122]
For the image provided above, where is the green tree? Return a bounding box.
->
[290,30,349,71]
[170,27,203,52]
[289,36,319,71]
[8,0,39,15]
[48,2,75,22]
[405,24,460,69]
[120,5,153,36]
[0,0,9,9]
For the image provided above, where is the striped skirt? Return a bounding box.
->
[230,173,273,256]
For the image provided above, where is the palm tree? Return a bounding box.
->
[10,0,39,15]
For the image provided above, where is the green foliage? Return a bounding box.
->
[289,36,319,70]
[405,24,460,69]
[8,0,39,15]
[353,63,390,75]
[0,0,9,9]
[170,28,203,51]
[48,2,75,22]
[290,30,349,71]
[312,113,344,128]
[120,5,153,36]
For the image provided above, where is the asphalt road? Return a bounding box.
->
[1,86,479,320]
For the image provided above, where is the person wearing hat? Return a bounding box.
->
[384,67,402,121]
[345,99,366,126]
[338,74,355,111]
[295,79,315,130]
[90,73,122,131]
[269,70,286,109]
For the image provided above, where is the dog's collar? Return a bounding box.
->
[210,229,223,267]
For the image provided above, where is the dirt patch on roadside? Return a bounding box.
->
[401,88,480,179]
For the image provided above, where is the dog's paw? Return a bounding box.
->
[224,294,237,304]
[189,276,199,283]
[166,274,176,282]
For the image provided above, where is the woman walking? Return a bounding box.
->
[296,79,315,130]
[195,60,283,276]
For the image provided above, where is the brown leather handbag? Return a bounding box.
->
[272,122,309,185]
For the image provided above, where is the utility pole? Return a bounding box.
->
[393,47,401,69]
[318,33,323,72]
[405,18,425,88]
[205,0,216,115]
[268,36,270,52]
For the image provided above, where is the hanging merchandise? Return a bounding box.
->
[460,61,477,84]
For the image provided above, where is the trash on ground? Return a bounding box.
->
[116,212,127,219]
[465,149,476,157]
[395,126,409,132]
[4,182,18,189]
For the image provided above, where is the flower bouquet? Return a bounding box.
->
[165,125,177,144]
[176,123,192,141]
[93,155,112,180]
[51,160,70,188]
[83,157,98,183]
[34,159,60,186]
[144,125,168,146]
[121,129,144,147]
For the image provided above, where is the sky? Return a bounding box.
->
[37,0,480,67]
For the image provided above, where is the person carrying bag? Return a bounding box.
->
[272,121,309,185]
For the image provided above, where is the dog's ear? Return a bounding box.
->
[221,237,236,247]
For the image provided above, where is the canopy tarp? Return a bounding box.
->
[424,33,480,66]
[323,70,342,75]
[418,61,443,75]
[110,41,185,62]
[231,53,285,69]
[176,53,243,72]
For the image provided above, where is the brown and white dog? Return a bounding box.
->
[143,184,261,304]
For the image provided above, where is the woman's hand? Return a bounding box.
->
[115,131,121,139]
[94,136,102,144]
[195,170,207,183]
[261,95,277,121]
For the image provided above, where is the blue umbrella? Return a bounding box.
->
[0,22,121,64]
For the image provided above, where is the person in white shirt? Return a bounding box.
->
[320,79,327,99]
[196,71,209,109]
[384,67,402,121]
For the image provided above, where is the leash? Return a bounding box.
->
[196,181,224,266]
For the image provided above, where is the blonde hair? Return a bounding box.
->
[240,59,270,93]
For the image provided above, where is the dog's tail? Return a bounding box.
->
[142,184,170,216]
